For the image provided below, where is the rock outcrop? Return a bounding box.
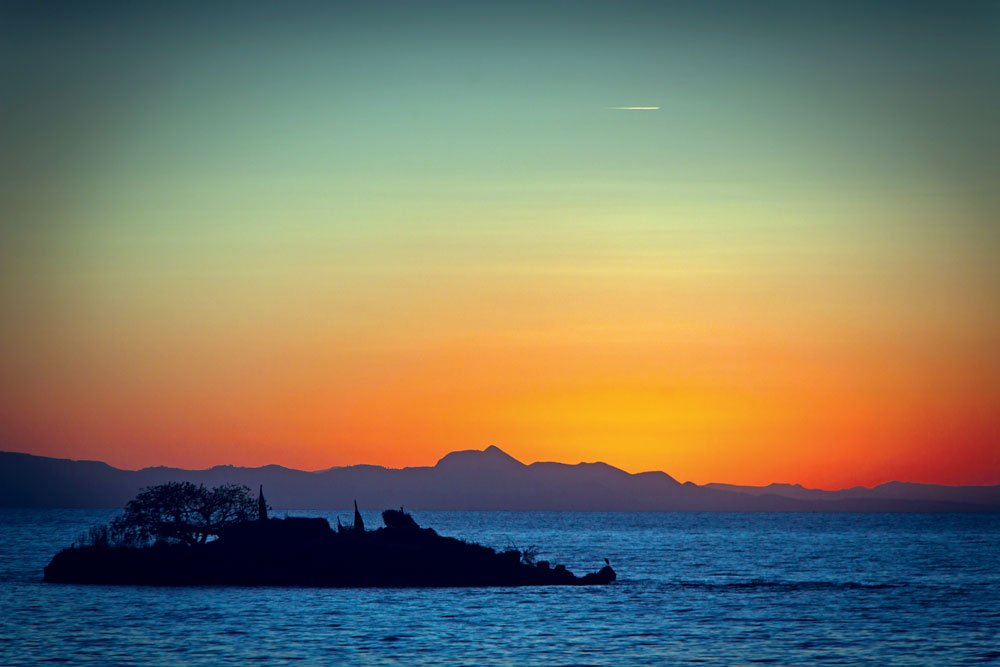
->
[43,509,617,587]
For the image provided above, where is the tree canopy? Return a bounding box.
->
[110,482,259,547]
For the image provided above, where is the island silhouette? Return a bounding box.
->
[2,446,999,512]
[43,483,616,587]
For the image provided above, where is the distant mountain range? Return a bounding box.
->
[2,446,999,512]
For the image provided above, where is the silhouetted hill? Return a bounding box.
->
[2,448,998,511]
[44,510,617,587]
[705,480,1000,507]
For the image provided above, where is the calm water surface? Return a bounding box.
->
[1,509,998,665]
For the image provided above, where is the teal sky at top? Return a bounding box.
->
[4,2,998,245]
[1,1,999,480]
[0,1,996,359]
[0,1,998,356]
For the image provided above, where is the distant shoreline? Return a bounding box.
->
[3,448,999,512]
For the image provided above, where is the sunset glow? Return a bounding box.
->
[1,2,997,488]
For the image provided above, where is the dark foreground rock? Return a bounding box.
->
[44,510,616,587]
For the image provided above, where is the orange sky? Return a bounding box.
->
[2,2,998,489]
[3,256,997,489]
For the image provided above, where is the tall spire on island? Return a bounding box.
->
[353,500,365,532]
[258,485,268,522]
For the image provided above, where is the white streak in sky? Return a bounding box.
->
[609,106,660,110]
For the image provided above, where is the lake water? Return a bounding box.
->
[1,509,998,665]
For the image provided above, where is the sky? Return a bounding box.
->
[1,1,998,488]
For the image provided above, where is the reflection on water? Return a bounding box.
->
[1,509,998,665]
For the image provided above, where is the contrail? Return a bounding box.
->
[609,106,660,110]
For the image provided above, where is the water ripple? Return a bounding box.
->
[0,509,998,666]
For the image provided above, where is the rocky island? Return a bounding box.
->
[44,484,616,587]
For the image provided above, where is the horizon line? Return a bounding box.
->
[2,446,997,492]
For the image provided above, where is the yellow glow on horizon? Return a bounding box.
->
[2,3,997,489]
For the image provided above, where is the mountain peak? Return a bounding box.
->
[435,445,525,470]
[2,449,998,511]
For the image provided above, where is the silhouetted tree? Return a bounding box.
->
[382,508,419,530]
[78,524,111,548]
[110,482,258,547]
[353,500,365,532]
[520,545,541,566]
